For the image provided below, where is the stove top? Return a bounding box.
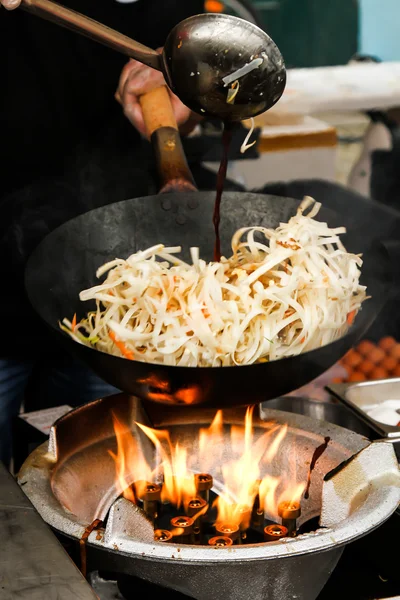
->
[54,494,400,600]
[87,536,400,600]
[86,517,400,600]
[4,396,400,600]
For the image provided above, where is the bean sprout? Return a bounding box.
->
[226,80,240,104]
[222,58,263,87]
[240,118,257,153]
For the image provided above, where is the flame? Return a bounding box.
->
[199,410,224,472]
[259,476,280,514]
[108,414,152,503]
[137,375,202,405]
[109,408,305,527]
[136,422,196,510]
[214,409,293,527]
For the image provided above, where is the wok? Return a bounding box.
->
[25,88,392,409]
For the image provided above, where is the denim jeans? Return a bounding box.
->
[0,354,119,467]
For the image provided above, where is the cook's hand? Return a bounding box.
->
[115,57,200,138]
[1,0,21,8]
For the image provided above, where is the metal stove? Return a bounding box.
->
[13,394,400,600]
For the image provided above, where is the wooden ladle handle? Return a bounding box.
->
[139,86,178,136]
[139,86,197,193]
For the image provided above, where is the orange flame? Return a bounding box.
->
[199,410,224,472]
[213,409,297,527]
[108,414,152,503]
[109,408,305,526]
[136,422,196,510]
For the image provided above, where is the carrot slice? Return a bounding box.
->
[347,310,356,325]
[109,331,134,360]
[71,313,77,331]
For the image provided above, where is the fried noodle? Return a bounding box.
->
[60,197,367,367]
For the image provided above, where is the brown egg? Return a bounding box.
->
[392,364,400,378]
[378,336,397,351]
[342,349,362,368]
[357,339,376,356]
[367,346,386,364]
[390,343,400,360]
[370,366,387,380]
[358,360,375,375]
[380,355,398,373]
[348,371,367,382]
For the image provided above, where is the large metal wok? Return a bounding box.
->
[25,88,393,409]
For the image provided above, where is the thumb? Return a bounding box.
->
[2,0,21,9]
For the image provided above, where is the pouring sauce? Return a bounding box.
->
[213,123,233,262]
[79,518,102,577]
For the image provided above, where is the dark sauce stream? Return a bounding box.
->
[304,436,330,499]
[213,122,233,262]
[79,518,102,578]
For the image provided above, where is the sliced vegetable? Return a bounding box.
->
[109,330,135,361]
[347,310,356,325]
[222,57,263,87]
[240,117,257,153]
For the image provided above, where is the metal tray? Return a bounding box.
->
[260,396,373,437]
[327,378,400,441]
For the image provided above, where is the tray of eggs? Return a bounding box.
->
[327,337,400,440]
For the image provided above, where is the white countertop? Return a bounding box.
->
[279,61,400,114]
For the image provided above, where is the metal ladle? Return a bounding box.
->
[20,0,286,121]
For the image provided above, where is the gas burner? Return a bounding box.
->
[17,394,400,600]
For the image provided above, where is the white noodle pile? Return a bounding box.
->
[61,197,367,367]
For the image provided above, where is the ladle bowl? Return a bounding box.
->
[162,13,286,121]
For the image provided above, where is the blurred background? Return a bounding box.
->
[201,0,400,231]
[206,0,400,67]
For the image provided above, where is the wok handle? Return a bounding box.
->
[139,87,197,193]
[20,0,161,71]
